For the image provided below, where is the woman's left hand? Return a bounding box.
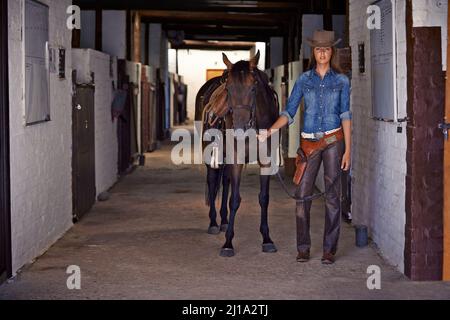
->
[341,151,351,171]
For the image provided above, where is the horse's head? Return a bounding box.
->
[223,51,260,131]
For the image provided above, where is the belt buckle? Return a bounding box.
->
[314,132,325,140]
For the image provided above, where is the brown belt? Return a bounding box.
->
[293,128,345,185]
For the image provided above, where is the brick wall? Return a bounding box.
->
[72,49,119,197]
[405,25,444,280]
[349,0,408,272]
[8,0,73,274]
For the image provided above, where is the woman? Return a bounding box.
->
[259,30,352,264]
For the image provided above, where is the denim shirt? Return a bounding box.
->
[280,68,352,134]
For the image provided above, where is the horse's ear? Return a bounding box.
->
[250,50,260,70]
[222,53,233,70]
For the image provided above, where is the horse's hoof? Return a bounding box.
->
[208,226,220,235]
[220,248,235,258]
[220,224,229,232]
[262,243,278,253]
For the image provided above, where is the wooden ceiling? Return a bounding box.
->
[74,0,347,44]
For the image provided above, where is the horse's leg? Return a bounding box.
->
[206,165,221,235]
[259,172,277,253]
[220,164,243,257]
[219,164,231,232]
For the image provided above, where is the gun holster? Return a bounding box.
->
[293,129,345,185]
[293,147,308,185]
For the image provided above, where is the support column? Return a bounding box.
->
[126,9,131,61]
[95,8,102,51]
[296,12,303,61]
[323,0,333,31]
[405,0,445,281]
[133,11,141,63]
[145,23,150,66]
[443,2,450,281]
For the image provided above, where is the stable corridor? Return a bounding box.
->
[0,135,449,300]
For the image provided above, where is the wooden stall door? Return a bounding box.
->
[149,85,157,152]
[141,74,151,152]
[0,0,11,283]
[72,84,96,221]
[156,69,166,141]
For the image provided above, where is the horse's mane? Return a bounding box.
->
[229,61,251,86]
[254,69,279,122]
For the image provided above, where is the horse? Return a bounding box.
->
[198,51,280,257]
[195,72,231,235]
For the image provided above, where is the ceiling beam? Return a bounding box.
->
[139,10,291,26]
[73,0,346,14]
[162,24,285,37]
[143,18,286,30]
[184,34,271,42]
[74,1,299,12]
[171,40,255,51]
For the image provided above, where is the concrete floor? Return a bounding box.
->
[1,133,450,300]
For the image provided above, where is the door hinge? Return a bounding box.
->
[438,122,450,140]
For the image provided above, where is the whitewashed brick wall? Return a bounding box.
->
[8,0,73,274]
[349,0,408,272]
[72,49,119,197]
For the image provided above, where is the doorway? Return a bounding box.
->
[206,69,225,82]
[0,0,12,282]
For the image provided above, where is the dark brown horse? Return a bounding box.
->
[197,51,279,257]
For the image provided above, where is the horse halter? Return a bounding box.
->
[225,71,258,131]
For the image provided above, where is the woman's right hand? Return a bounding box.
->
[258,115,288,143]
[257,130,270,143]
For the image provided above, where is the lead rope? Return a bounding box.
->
[275,169,343,204]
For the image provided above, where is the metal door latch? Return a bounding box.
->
[439,122,450,140]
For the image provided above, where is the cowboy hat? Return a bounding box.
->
[306,30,342,47]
